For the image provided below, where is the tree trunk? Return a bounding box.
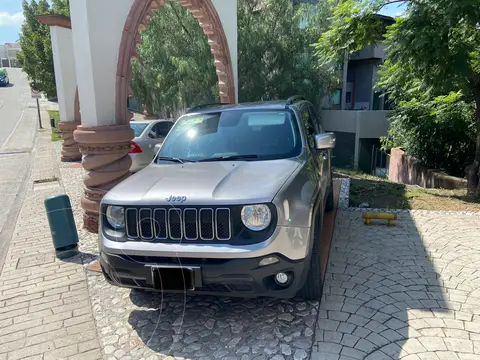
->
[466,84,480,197]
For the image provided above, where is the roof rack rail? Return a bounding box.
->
[186,103,231,114]
[286,96,306,107]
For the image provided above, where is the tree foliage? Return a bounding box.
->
[237,0,334,106]
[315,0,480,195]
[382,91,476,176]
[131,1,219,118]
[132,0,335,117]
[17,0,70,98]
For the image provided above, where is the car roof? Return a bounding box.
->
[186,100,310,115]
[130,119,173,124]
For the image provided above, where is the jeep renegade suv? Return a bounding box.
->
[99,97,336,300]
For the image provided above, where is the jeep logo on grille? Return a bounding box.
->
[166,195,187,203]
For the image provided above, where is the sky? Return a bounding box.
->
[0,0,408,45]
[379,2,408,17]
[0,0,24,44]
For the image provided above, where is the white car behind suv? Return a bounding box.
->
[129,120,174,172]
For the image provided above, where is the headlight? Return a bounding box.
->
[241,205,271,231]
[106,206,125,230]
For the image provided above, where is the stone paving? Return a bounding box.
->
[1,117,480,360]
[57,144,480,360]
[56,144,319,360]
[0,118,102,360]
[312,211,480,360]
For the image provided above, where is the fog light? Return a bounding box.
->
[275,272,289,285]
[259,256,279,267]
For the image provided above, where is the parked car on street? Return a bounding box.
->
[101,97,336,300]
[0,68,10,86]
[129,120,174,172]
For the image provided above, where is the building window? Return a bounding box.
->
[373,91,382,110]
[332,89,342,105]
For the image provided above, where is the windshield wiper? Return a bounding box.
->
[198,155,259,162]
[157,157,186,164]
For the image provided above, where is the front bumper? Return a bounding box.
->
[100,251,310,298]
[100,226,311,261]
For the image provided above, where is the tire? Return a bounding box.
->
[298,211,324,301]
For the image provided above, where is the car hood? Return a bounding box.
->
[104,159,302,206]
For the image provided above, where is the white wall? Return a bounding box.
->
[50,27,77,122]
[320,110,391,139]
[70,0,134,126]
[211,0,238,103]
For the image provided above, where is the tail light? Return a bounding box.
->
[130,141,143,154]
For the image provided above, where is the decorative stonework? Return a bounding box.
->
[74,125,134,233]
[58,121,82,162]
[36,14,72,29]
[116,0,236,124]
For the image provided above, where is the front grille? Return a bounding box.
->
[125,207,231,242]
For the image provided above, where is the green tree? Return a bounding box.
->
[238,0,334,107]
[17,0,70,98]
[315,0,480,195]
[132,1,219,118]
[132,0,335,116]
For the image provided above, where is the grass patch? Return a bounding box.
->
[48,110,61,142]
[335,168,480,211]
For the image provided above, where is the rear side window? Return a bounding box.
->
[130,123,148,137]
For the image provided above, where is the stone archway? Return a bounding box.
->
[115,0,236,124]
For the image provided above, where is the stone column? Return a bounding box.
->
[37,15,81,162]
[210,0,238,103]
[70,0,134,232]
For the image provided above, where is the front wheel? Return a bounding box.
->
[298,211,323,300]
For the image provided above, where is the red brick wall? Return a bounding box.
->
[388,148,467,190]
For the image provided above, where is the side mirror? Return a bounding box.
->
[154,143,163,154]
[315,133,336,150]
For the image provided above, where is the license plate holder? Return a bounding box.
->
[149,266,200,291]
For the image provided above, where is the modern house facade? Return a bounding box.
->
[320,15,395,172]
[1,43,22,68]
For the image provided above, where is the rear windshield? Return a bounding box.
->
[158,110,302,162]
[130,123,148,137]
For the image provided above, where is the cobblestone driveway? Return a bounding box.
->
[313,211,480,360]
[57,153,480,360]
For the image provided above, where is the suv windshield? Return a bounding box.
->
[157,110,302,163]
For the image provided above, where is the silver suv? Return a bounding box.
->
[99,97,336,300]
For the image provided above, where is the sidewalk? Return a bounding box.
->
[0,116,102,360]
